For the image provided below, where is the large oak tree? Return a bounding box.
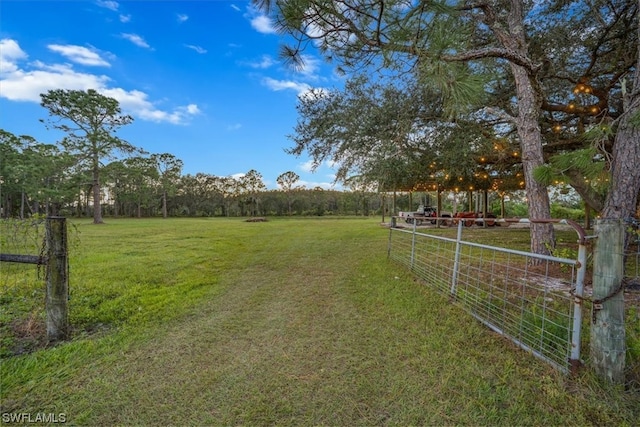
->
[258,0,638,254]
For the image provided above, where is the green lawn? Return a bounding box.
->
[1,217,638,426]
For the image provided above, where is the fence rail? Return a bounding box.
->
[388,216,589,374]
[0,254,46,264]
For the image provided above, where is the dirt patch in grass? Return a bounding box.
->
[6,312,47,356]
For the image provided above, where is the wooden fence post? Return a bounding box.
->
[590,218,625,383]
[46,216,69,341]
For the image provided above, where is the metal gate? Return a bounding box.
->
[387,217,590,374]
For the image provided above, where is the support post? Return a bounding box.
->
[590,219,625,383]
[450,219,464,296]
[569,238,588,373]
[410,218,417,269]
[46,216,69,341]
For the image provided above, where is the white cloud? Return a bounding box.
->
[185,104,200,114]
[262,77,311,95]
[251,15,276,34]
[96,0,118,11]
[230,4,241,12]
[121,33,151,49]
[102,88,200,124]
[227,123,242,131]
[0,39,28,74]
[297,86,330,102]
[299,160,315,172]
[248,54,275,69]
[297,54,321,78]
[297,179,337,190]
[0,39,199,125]
[48,44,110,67]
[119,14,131,23]
[177,14,189,23]
[184,44,207,54]
[298,159,339,174]
[1,60,111,102]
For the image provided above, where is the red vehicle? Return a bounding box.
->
[452,211,498,227]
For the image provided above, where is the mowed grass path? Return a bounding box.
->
[2,218,638,425]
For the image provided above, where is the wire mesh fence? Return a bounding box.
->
[0,217,48,356]
[1,216,71,356]
[387,218,588,373]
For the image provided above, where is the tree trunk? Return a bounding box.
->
[162,190,168,219]
[513,65,555,253]
[92,157,103,224]
[92,178,102,224]
[601,59,640,221]
[506,0,554,254]
[20,190,25,219]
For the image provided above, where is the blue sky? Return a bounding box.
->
[0,0,345,189]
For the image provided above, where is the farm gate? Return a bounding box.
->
[387,217,590,374]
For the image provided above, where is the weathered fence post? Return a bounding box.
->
[46,216,69,341]
[590,218,625,383]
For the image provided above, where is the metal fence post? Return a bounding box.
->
[410,218,417,269]
[569,236,588,373]
[450,219,464,296]
[45,216,69,341]
[388,216,396,258]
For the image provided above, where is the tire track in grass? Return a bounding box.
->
[43,221,637,426]
[70,226,403,425]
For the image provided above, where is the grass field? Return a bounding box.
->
[1,217,639,426]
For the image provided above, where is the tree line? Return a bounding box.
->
[0,90,385,220]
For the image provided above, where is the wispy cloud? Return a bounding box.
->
[0,38,198,125]
[299,180,337,190]
[227,123,242,131]
[297,54,321,79]
[184,44,207,54]
[177,14,189,23]
[96,0,118,11]
[262,77,310,95]
[230,4,241,12]
[121,33,151,49]
[250,15,276,34]
[248,54,275,69]
[119,14,131,23]
[48,44,110,67]
[299,160,315,173]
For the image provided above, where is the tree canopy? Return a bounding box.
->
[257,0,639,252]
[40,89,137,224]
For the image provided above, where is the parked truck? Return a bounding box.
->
[398,205,452,226]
